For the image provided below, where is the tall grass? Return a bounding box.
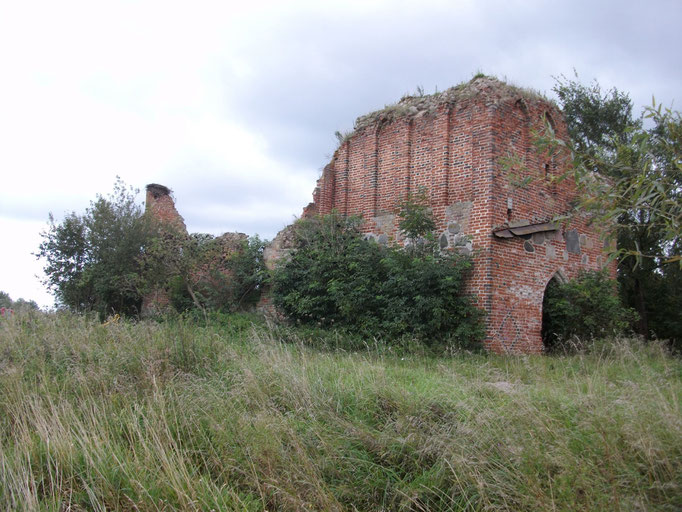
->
[0,312,680,511]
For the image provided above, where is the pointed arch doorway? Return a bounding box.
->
[541,270,568,351]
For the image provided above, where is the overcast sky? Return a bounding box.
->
[1,0,680,308]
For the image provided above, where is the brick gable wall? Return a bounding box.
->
[303,77,615,353]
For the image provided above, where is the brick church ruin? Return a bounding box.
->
[146,77,614,354]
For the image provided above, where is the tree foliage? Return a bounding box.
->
[548,78,680,265]
[0,291,11,309]
[37,178,150,317]
[396,188,436,248]
[547,74,682,347]
[553,72,641,155]
[0,291,39,312]
[542,271,635,352]
[272,209,484,347]
[142,228,267,316]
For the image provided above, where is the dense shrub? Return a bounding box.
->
[149,233,268,315]
[271,212,484,347]
[190,235,268,313]
[37,178,149,318]
[542,270,636,352]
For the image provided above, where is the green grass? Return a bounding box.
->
[1,312,680,511]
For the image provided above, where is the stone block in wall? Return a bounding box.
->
[565,230,581,254]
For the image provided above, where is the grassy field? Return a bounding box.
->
[0,312,680,511]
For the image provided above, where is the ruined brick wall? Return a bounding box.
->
[485,92,613,353]
[145,184,187,233]
[304,77,615,353]
[141,184,187,315]
[143,184,251,315]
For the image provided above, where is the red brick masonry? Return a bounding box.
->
[299,77,614,353]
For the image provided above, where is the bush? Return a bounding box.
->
[187,235,268,313]
[36,178,149,318]
[542,270,636,352]
[147,233,268,315]
[271,212,484,348]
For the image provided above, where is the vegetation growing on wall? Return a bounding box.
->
[352,75,550,135]
[272,198,485,347]
[149,233,268,315]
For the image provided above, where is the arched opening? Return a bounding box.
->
[541,270,567,350]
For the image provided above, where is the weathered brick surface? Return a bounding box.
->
[145,184,187,233]
[303,77,615,353]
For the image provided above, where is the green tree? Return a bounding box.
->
[553,72,641,155]
[547,76,681,346]
[0,291,39,312]
[0,291,12,309]
[37,178,150,317]
[12,298,39,312]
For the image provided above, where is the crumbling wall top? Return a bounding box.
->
[146,183,172,199]
[352,76,553,133]
[145,183,186,232]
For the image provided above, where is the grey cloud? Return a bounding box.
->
[219,0,681,175]
[185,207,299,240]
[160,156,313,238]
[219,6,491,167]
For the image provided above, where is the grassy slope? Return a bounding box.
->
[0,313,680,511]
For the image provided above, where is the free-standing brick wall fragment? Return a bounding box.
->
[303,76,615,353]
[145,183,187,233]
[142,184,248,315]
[142,184,188,315]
